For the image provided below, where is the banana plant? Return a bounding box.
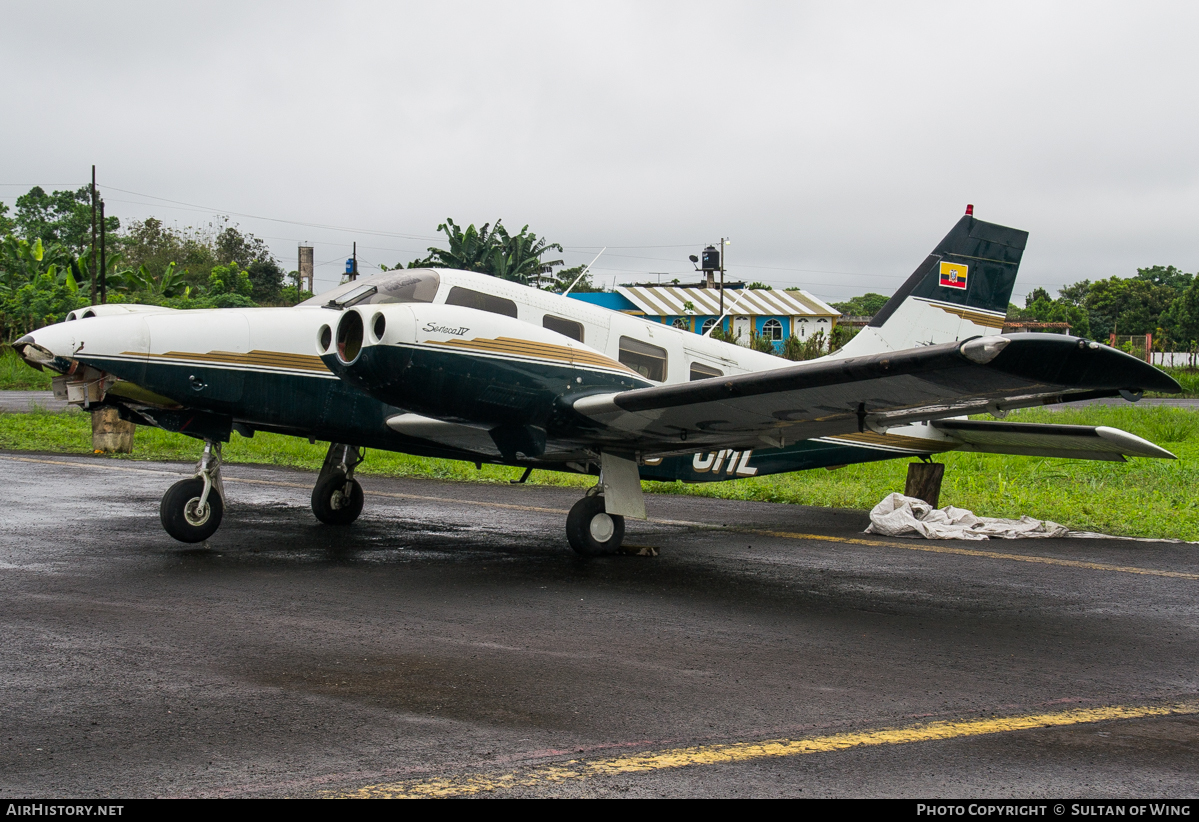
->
[0,236,78,289]
[108,261,189,298]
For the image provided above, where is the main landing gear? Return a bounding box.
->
[566,453,646,556]
[160,440,225,543]
[566,486,625,556]
[312,442,364,526]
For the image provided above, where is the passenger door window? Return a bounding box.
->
[543,314,584,342]
[619,336,668,382]
[689,362,723,381]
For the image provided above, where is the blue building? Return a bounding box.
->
[568,285,840,351]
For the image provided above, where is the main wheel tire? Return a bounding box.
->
[312,472,364,525]
[566,495,625,556]
[160,477,224,543]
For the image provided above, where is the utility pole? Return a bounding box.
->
[90,165,97,305]
[719,236,725,318]
[99,199,107,303]
[352,241,358,281]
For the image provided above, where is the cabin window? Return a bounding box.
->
[445,286,518,318]
[689,362,723,381]
[619,336,668,382]
[763,318,783,341]
[543,314,584,342]
[700,318,718,335]
[671,317,690,331]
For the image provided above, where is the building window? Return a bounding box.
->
[763,318,783,341]
[445,286,518,318]
[689,362,723,381]
[671,317,690,331]
[619,336,668,382]
[543,314,584,342]
[701,318,718,335]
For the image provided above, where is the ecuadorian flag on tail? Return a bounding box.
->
[939,261,968,289]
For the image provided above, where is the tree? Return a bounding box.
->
[411,219,502,272]
[118,218,205,289]
[1085,276,1174,338]
[14,186,118,255]
[1160,278,1199,345]
[491,223,564,285]
[543,264,602,293]
[2,272,87,340]
[109,262,190,299]
[0,202,15,236]
[1025,287,1051,307]
[1136,265,1192,290]
[1057,280,1091,307]
[830,292,888,316]
[782,329,827,361]
[747,282,772,290]
[410,218,570,287]
[246,258,285,303]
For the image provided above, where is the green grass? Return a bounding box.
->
[1149,366,1199,398]
[1,404,1196,541]
[0,346,52,390]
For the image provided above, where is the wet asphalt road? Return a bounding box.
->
[1,451,1197,798]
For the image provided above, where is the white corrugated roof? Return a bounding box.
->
[616,285,839,318]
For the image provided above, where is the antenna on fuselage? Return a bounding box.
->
[562,247,606,296]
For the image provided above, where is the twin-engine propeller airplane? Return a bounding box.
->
[14,209,1181,552]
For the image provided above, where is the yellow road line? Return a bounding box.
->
[3,455,1195,579]
[336,701,1199,798]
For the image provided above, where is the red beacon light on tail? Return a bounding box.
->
[965,204,974,216]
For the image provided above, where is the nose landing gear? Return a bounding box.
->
[312,442,364,525]
[160,440,224,543]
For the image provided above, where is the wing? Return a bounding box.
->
[567,334,1181,456]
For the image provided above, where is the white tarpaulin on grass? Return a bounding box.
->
[865,493,1071,541]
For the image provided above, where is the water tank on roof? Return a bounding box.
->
[701,245,720,271]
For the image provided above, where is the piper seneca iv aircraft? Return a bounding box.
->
[14,209,1182,552]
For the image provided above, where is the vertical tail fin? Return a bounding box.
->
[834,210,1028,357]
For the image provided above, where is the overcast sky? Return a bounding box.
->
[2,1,1197,302]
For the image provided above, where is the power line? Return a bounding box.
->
[100,185,445,242]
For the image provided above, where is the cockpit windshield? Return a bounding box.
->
[298,269,441,308]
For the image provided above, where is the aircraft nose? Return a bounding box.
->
[12,331,72,373]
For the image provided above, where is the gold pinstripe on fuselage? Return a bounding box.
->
[422,336,637,375]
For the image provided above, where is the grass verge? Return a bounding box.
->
[0,404,1195,541]
[0,346,53,390]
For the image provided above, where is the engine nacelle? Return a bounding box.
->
[319,303,637,427]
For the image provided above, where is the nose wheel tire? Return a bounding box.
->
[566,495,625,556]
[160,477,224,543]
[312,473,364,525]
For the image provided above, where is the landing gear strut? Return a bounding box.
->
[566,487,625,556]
[160,440,225,543]
[312,442,364,526]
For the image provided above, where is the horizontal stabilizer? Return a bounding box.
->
[932,419,1176,462]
